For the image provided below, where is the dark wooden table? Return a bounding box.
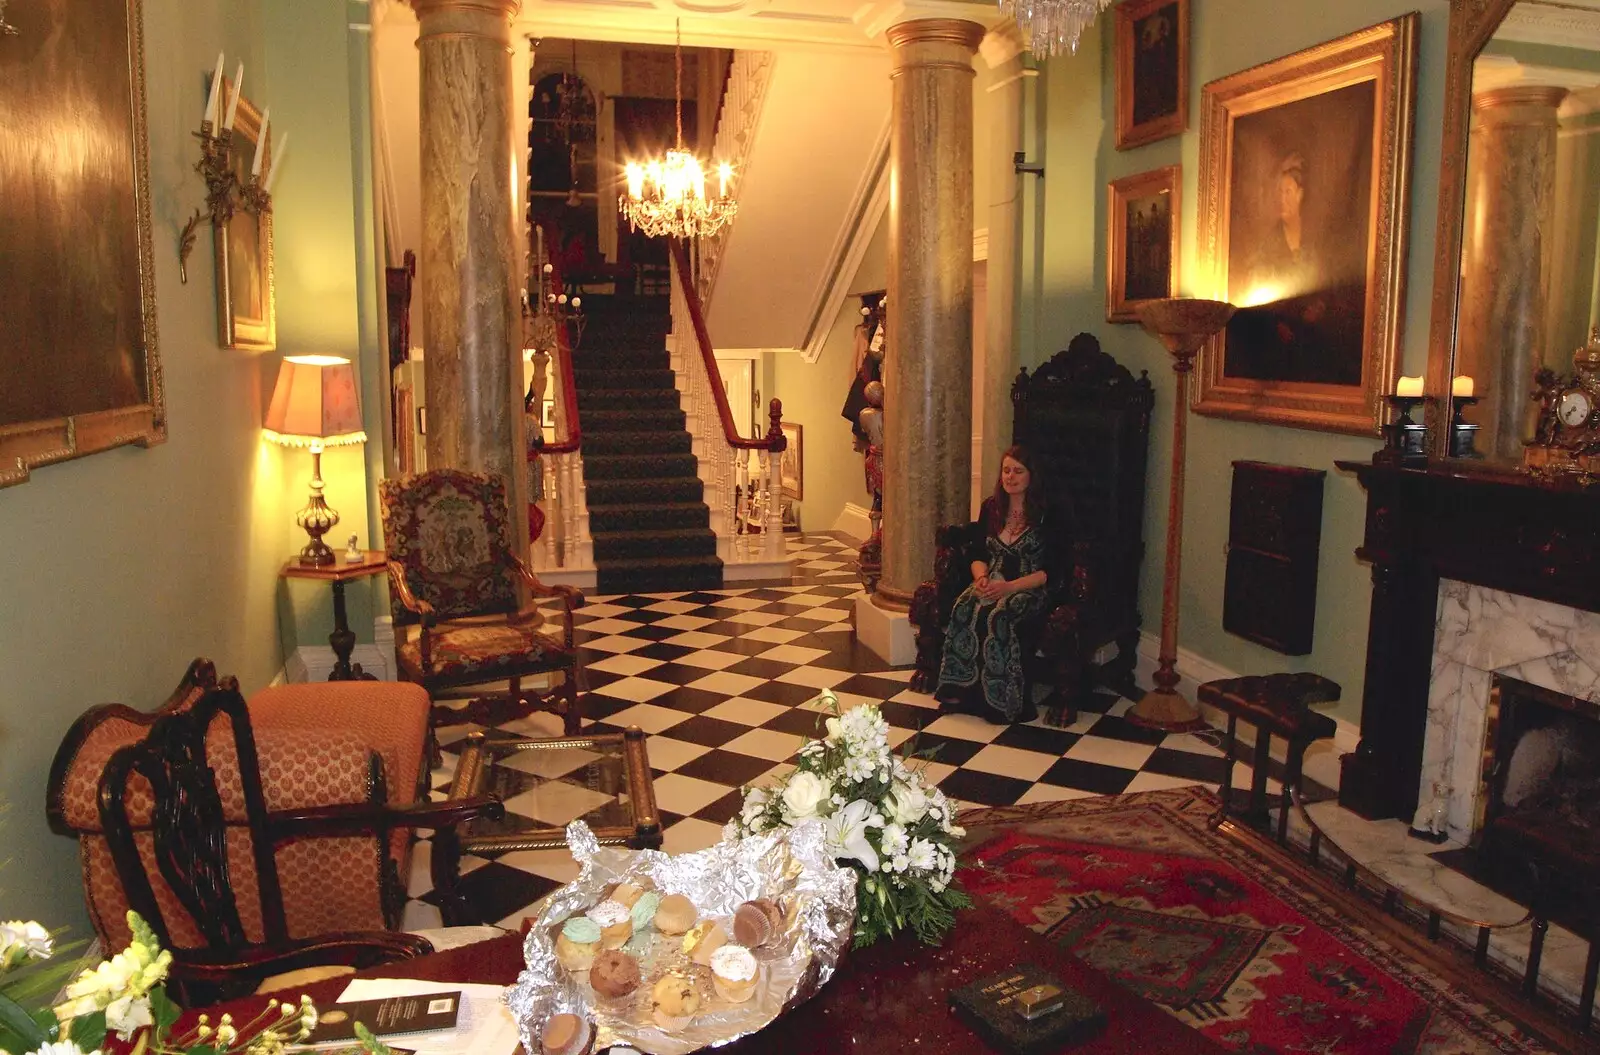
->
[190,907,1224,1054]
[280,549,389,680]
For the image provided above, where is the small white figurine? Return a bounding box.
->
[345,534,363,563]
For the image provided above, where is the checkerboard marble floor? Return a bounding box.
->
[402,532,1317,930]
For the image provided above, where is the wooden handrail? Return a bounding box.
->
[669,238,786,453]
[530,253,582,457]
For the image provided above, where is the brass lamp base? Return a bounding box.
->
[295,447,340,567]
[1127,687,1210,733]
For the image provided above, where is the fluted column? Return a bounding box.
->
[413,0,528,550]
[1457,85,1567,462]
[875,18,985,612]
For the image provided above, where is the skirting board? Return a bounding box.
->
[285,644,393,683]
[725,558,794,581]
[537,566,598,590]
[1131,631,1357,793]
[832,503,871,544]
[856,593,916,666]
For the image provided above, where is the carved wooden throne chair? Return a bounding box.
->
[910,334,1154,723]
[47,659,503,1001]
[379,468,585,733]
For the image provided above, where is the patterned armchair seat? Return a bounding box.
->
[46,659,493,994]
[380,468,584,733]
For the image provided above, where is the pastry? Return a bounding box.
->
[588,949,641,999]
[628,890,662,934]
[554,917,602,971]
[733,898,784,948]
[653,893,697,936]
[609,881,647,908]
[710,944,760,1003]
[586,899,633,949]
[539,1013,593,1055]
[682,919,729,966]
[649,971,701,1032]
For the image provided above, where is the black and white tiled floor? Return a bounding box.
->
[402,532,1297,930]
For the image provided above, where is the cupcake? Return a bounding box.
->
[608,882,648,908]
[710,944,760,1003]
[589,949,641,1000]
[650,971,701,1032]
[554,916,602,971]
[682,920,729,966]
[587,899,633,950]
[653,893,697,936]
[732,898,784,949]
[539,1013,593,1055]
[628,891,662,935]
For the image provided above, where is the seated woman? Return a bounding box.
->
[935,446,1057,724]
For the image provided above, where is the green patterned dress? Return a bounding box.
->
[935,518,1053,722]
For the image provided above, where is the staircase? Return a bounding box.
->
[573,293,723,594]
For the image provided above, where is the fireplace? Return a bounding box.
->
[1481,677,1600,846]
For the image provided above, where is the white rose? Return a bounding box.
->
[781,772,832,819]
[885,781,929,825]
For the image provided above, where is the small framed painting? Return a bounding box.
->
[1107,166,1180,324]
[780,421,803,500]
[1115,0,1189,151]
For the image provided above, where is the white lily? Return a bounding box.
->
[824,799,885,873]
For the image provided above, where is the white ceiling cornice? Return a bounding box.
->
[1494,2,1600,51]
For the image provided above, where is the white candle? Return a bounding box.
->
[224,63,244,130]
[1451,375,1474,398]
[1395,375,1424,398]
[718,162,731,199]
[252,108,270,177]
[204,51,224,127]
[262,132,287,193]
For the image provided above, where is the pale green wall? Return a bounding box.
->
[0,0,295,929]
[1033,0,1452,726]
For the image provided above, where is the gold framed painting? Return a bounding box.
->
[0,0,164,489]
[215,79,276,352]
[1115,0,1189,150]
[780,421,803,500]
[1195,15,1417,434]
[1107,166,1180,323]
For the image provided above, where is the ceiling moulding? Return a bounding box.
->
[513,0,886,50]
[856,0,1007,41]
[1494,4,1600,51]
[1473,54,1600,96]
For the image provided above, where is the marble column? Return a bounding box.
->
[412,0,528,551]
[1457,85,1567,462]
[875,18,985,613]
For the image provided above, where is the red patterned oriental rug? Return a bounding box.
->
[956,789,1587,1055]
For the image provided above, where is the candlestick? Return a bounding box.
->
[1395,375,1424,398]
[224,62,244,130]
[262,132,287,193]
[1451,374,1474,398]
[204,51,224,127]
[252,107,270,177]
[718,162,731,198]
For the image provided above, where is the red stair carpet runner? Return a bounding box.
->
[957,789,1582,1054]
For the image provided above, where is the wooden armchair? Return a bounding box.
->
[46,660,503,1003]
[910,335,1154,723]
[378,468,585,733]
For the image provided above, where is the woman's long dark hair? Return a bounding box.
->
[985,445,1046,535]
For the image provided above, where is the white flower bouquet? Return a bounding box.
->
[729,691,972,948]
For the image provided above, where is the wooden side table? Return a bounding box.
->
[280,550,390,681]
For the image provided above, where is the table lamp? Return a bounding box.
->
[263,355,367,566]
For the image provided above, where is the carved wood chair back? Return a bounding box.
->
[378,468,520,627]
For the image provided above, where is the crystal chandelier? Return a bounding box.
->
[619,21,738,240]
[999,0,1116,58]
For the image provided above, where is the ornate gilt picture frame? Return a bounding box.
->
[1107,166,1181,323]
[1115,0,1190,150]
[215,81,276,352]
[1195,15,1417,434]
[0,0,164,489]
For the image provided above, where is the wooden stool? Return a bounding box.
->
[1198,673,1340,844]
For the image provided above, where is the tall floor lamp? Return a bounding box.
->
[1129,298,1237,732]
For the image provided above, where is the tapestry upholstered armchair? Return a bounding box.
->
[47,659,503,1001]
[910,335,1154,724]
[379,468,584,734]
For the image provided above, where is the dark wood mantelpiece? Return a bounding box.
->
[1337,459,1600,821]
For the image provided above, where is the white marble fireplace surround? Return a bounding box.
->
[1421,580,1600,845]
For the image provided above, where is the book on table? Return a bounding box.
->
[949,964,1107,1054]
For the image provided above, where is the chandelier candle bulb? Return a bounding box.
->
[1395,375,1424,398]
[224,62,243,130]
[204,51,224,127]
[1452,375,1475,398]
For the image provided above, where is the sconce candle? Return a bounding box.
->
[203,51,224,127]
[251,107,270,177]
[1451,375,1474,398]
[224,62,244,130]
[262,132,287,194]
[1396,375,1424,398]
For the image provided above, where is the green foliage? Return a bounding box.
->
[355,1021,396,1054]
[68,1007,107,1052]
[0,989,48,1053]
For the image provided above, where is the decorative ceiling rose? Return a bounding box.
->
[998,0,1115,58]
[619,19,738,240]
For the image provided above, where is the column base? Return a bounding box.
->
[855,593,917,666]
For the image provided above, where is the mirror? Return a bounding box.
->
[1434,0,1600,463]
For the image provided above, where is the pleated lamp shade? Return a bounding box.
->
[263,355,367,447]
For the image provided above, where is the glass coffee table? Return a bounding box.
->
[431,726,660,924]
